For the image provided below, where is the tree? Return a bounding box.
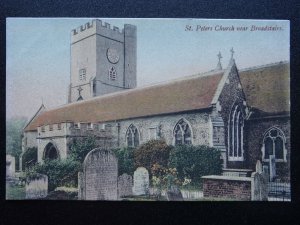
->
[6,116,28,170]
[112,147,135,176]
[68,135,97,163]
[134,140,172,175]
[22,147,38,170]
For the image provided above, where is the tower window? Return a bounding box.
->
[79,69,86,81]
[108,67,117,80]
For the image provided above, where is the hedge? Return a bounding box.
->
[168,145,222,185]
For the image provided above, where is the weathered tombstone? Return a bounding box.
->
[83,148,118,200]
[251,160,268,201]
[25,174,48,199]
[6,155,15,178]
[256,160,263,174]
[166,185,184,201]
[133,167,149,196]
[78,172,84,200]
[118,173,133,198]
[269,155,276,181]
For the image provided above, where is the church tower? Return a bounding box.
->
[68,19,137,103]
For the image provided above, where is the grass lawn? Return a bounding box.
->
[6,183,26,200]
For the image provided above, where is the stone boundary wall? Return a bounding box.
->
[202,175,252,200]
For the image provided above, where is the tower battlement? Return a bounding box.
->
[71,20,126,44]
[71,20,124,36]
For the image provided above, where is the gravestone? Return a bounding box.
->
[166,185,184,201]
[6,155,15,178]
[83,148,118,200]
[25,174,48,199]
[118,173,133,198]
[78,172,84,200]
[133,167,149,196]
[251,160,268,201]
[269,155,276,181]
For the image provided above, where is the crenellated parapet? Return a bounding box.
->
[71,19,127,43]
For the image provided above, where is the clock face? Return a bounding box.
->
[107,48,119,64]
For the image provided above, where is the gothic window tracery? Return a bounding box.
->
[126,124,139,147]
[263,127,286,162]
[174,119,192,145]
[228,104,244,161]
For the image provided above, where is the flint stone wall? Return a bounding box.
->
[25,174,48,199]
[83,148,118,200]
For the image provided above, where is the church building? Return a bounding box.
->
[22,19,290,182]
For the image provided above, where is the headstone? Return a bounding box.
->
[133,167,149,196]
[118,173,133,198]
[25,174,48,199]
[166,185,184,201]
[251,171,268,201]
[83,148,118,200]
[255,160,263,174]
[269,155,276,181]
[78,172,84,200]
[6,155,15,177]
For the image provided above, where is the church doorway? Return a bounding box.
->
[44,143,59,160]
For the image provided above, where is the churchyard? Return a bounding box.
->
[6,138,277,201]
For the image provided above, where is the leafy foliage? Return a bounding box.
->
[168,145,222,186]
[22,147,38,170]
[26,158,81,191]
[6,117,28,170]
[134,140,172,174]
[69,135,97,163]
[112,147,135,176]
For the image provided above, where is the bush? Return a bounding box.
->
[26,158,81,191]
[168,145,222,186]
[22,147,38,170]
[112,147,135,176]
[134,140,172,175]
[69,135,97,163]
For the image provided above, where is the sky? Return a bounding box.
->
[6,18,290,120]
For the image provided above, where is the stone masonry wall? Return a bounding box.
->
[115,110,212,148]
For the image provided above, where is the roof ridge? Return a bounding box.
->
[239,60,289,72]
[48,69,225,111]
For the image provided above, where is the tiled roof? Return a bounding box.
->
[24,61,290,132]
[239,61,290,114]
[25,72,223,131]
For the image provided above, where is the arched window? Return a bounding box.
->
[126,124,139,147]
[228,104,244,161]
[174,119,192,145]
[262,127,286,162]
[43,143,59,160]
